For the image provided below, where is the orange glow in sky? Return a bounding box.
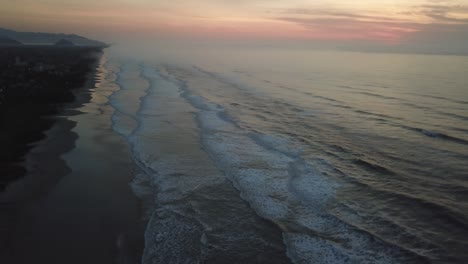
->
[1,0,468,44]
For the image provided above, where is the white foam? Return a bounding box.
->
[111,110,138,138]
[175,66,411,263]
[109,62,149,139]
[109,61,414,263]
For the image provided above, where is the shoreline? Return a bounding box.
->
[1,49,144,263]
[0,52,100,203]
[0,48,101,257]
[0,46,104,190]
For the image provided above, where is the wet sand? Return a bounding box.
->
[0,46,105,189]
[0,56,144,263]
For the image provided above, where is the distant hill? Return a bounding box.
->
[0,36,23,45]
[54,39,75,46]
[0,28,106,46]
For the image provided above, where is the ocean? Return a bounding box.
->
[104,45,468,263]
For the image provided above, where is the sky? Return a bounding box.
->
[1,0,468,53]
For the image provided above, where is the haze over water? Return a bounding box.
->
[104,45,468,263]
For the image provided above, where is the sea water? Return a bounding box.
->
[106,45,468,263]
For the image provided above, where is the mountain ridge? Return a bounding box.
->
[0,28,106,46]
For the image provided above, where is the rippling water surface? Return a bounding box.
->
[106,47,468,263]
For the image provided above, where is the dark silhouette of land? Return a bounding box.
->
[0,45,104,190]
[0,29,145,264]
[0,28,106,47]
[0,41,144,264]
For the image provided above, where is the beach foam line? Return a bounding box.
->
[109,62,292,263]
[168,65,429,263]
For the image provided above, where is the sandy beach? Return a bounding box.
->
[0,52,144,263]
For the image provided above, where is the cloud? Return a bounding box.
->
[3,0,468,54]
[269,2,468,53]
[277,8,405,23]
[273,8,421,42]
[417,4,468,23]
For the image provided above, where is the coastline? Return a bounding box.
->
[0,46,104,189]
[0,49,144,263]
[0,48,101,257]
[0,49,101,199]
